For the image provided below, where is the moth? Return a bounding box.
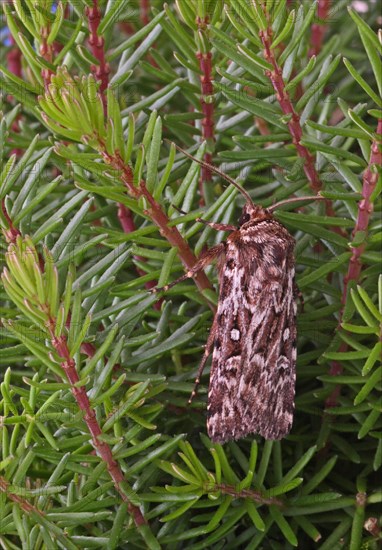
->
[154,144,321,443]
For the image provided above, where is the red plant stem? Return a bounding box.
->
[39,5,70,88]
[100,150,214,301]
[39,25,54,90]
[196,17,215,193]
[118,203,162,304]
[140,0,150,25]
[1,215,146,525]
[325,120,382,408]
[260,28,322,193]
[119,22,136,35]
[259,25,347,239]
[1,200,21,242]
[7,35,23,156]
[309,0,331,57]
[49,330,146,526]
[7,35,22,78]
[210,483,283,506]
[118,203,136,233]
[341,119,382,304]
[0,477,43,515]
[80,341,98,358]
[85,5,159,294]
[86,1,110,111]
[197,50,214,183]
[255,117,271,137]
[139,180,214,299]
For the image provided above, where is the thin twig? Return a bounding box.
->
[259,28,322,193]
[39,19,54,90]
[341,119,382,304]
[100,150,215,304]
[49,329,146,526]
[85,5,160,296]
[309,0,331,57]
[196,15,215,194]
[1,211,146,526]
[259,23,346,238]
[140,0,150,25]
[7,35,23,156]
[205,482,283,507]
[1,200,21,242]
[6,35,22,78]
[0,476,43,515]
[86,1,110,111]
[324,119,382,409]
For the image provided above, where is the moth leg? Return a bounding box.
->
[171,204,187,215]
[189,316,218,403]
[294,281,304,312]
[196,217,236,232]
[152,244,224,293]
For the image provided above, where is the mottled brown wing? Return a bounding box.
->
[206,220,296,443]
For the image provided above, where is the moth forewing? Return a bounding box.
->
[206,206,297,443]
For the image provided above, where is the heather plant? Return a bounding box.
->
[0,1,381,548]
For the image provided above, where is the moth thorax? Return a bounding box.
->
[238,203,270,226]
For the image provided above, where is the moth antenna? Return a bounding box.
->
[171,204,187,215]
[268,194,326,212]
[165,140,254,206]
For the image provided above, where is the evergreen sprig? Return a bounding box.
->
[0,1,381,548]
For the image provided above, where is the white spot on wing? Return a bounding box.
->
[230,328,240,341]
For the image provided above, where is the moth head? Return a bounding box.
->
[238,203,270,226]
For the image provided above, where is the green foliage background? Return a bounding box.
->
[0,1,381,548]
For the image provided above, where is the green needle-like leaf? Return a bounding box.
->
[0,2,380,547]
